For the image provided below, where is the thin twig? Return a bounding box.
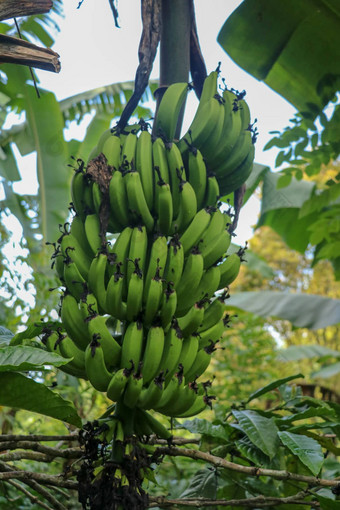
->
[7,480,54,510]
[0,434,79,442]
[0,441,82,459]
[149,492,319,507]
[154,446,339,488]
[0,470,78,490]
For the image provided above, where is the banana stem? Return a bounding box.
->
[156,0,191,138]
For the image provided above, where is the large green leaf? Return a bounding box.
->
[218,0,340,111]
[0,345,69,371]
[312,362,340,379]
[316,494,340,509]
[181,418,230,442]
[179,468,217,500]
[278,431,324,476]
[0,144,21,181]
[226,291,340,329]
[246,374,304,403]
[0,372,81,427]
[257,170,317,252]
[277,344,340,362]
[232,410,279,459]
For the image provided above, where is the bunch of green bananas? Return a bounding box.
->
[47,70,252,438]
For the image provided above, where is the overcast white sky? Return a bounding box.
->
[13,0,296,244]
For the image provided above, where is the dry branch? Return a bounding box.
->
[149,492,320,508]
[154,446,339,488]
[0,34,60,72]
[0,0,53,21]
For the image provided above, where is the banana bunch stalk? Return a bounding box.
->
[48,69,253,442]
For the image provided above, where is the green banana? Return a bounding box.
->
[179,207,212,256]
[60,293,92,350]
[143,233,168,292]
[101,133,121,168]
[107,366,132,402]
[165,141,186,218]
[153,82,189,140]
[57,333,86,370]
[86,314,121,370]
[87,251,108,313]
[198,293,227,332]
[179,334,199,376]
[123,364,144,409]
[160,283,177,330]
[127,225,148,286]
[193,265,221,303]
[142,325,165,385]
[158,320,183,383]
[120,131,138,171]
[218,144,255,196]
[171,177,197,234]
[135,128,154,212]
[138,409,172,440]
[60,231,92,280]
[177,302,205,336]
[126,260,144,322]
[200,228,231,269]
[70,215,93,258]
[175,393,212,418]
[185,341,217,383]
[63,259,86,301]
[152,136,170,186]
[176,247,204,315]
[84,213,103,254]
[124,170,154,232]
[186,148,208,210]
[137,372,165,410]
[165,382,199,417]
[198,318,225,349]
[70,167,87,220]
[156,179,173,236]
[107,225,133,280]
[109,169,130,228]
[209,88,242,171]
[204,174,220,207]
[120,321,144,370]
[143,267,163,326]
[218,252,241,288]
[43,330,87,379]
[163,236,184,288]
[85,338,114,391]
[106,264,127,321]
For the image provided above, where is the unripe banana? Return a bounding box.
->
[86,314,121,370]
[70,215,93,258]
[200,228,231,270]
[63,259,86,301]
[109,169,130,228]
[84,213,103,255]
[60,232,92,280]
[176,247,204,315]
[101,133,121,169]
[171,178,197,235]
[178,334,199,376]
[156,179,173,236]
[137,372,165,410]
[126,260,144,322]
[218,252,241,288]
[179,207,212,256]
[120,131,138,171]
[198,293,227,332]
[120,321,144,370]
[87,251,108,314]
[153,82,189,140]
[135,128,154,212]
[160,283,177,331]
[186,148,208,210]
[107,225,133,280]
[85,338,114,392]
[165,142,186,218]
[204,174,220,207]
[177,302,205,336]
[142,325,165,385]
[57,333,86,370]
[60,293,92,350]
[185,341,217,383]
[107,366,132,402]
[124,170,154,232]
[163,236,184,289]
[144,234,168,292]
[143,267,163,326]
[158,321,183,383]
[123,364,144,409]
[106,264,127,321]
[127,225,148,286]
[198,318,225,349]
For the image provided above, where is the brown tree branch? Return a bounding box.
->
[0,469,78,490]
[0,0,53,21]
[154,446,339,488]
[0,34,60,72]
[149,492,319,507]
[7,480,54,510]
[0,441,82,459]
[0,433,79,442]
